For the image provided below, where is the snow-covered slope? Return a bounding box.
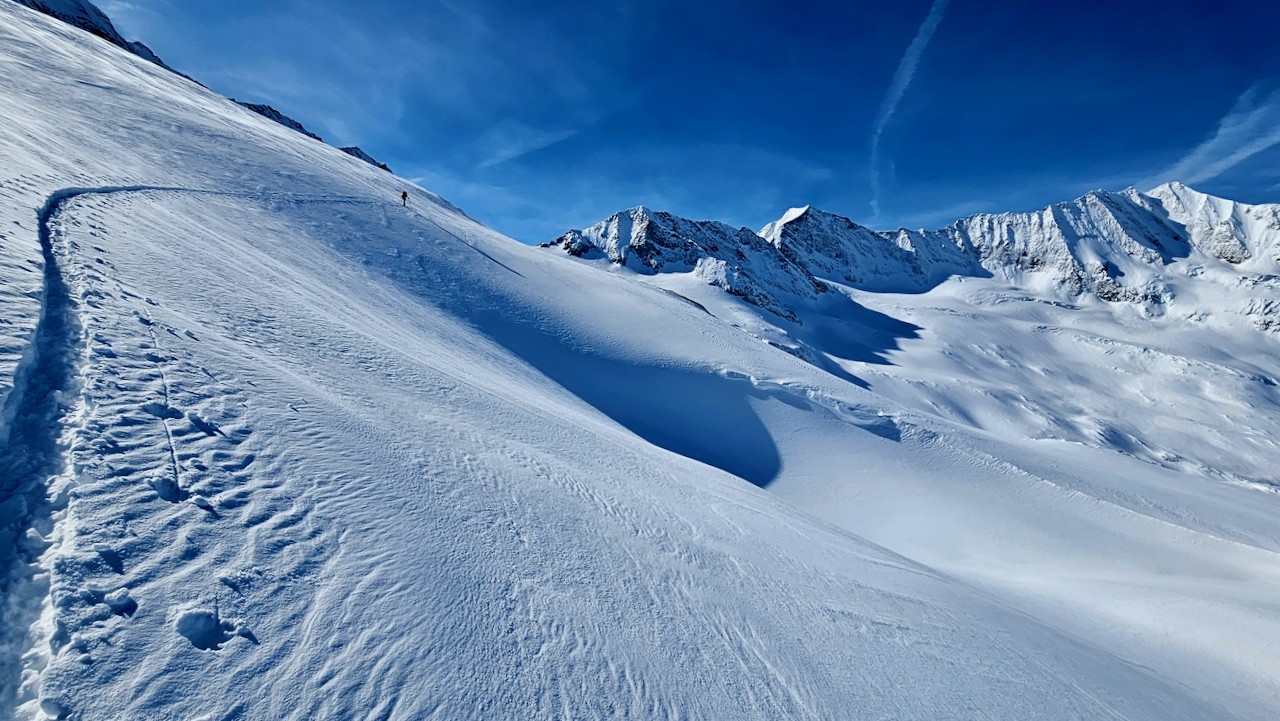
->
[15,0,393,177]
[4,2,1280,720]
[13,0,168,68]
[550,166,1280,720]
[561,183,1280,481]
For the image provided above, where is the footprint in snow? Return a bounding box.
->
[92,543,124,574]
[175,607,256,650]
[150,474,188,503]
[141,401,183,420]
[92,587,137,617]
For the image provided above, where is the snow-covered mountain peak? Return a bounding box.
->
[759,204,813,236]
[758,204,968,293]
[552,207,824,321]
[1144,182,1280,267]
[760,204,861,242]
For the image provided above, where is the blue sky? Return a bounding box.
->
[103,0,1280,242]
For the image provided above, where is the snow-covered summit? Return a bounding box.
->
[553,206,825,321]
[760,204,977,293]
[1146,181,1280,266]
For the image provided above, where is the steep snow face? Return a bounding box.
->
[760,205,979,292]
[907,189,1183,302]
[12,0,167,67]
[553,207,824,321]
[1147,181,1280,265]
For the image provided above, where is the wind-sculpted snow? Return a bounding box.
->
[4,2,1280,719]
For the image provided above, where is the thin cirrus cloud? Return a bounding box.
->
[472,120,583,169]
[1145,83,1280,188]
[867,0,951,220]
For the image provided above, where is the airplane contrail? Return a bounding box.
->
[869,0,951,219]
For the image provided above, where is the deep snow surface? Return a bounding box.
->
[2,2,1280,719]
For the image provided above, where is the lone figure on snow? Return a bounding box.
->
[400,190,409,207]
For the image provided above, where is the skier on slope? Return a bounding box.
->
[400,190,409,207]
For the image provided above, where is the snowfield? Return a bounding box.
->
[2,2,1280,719]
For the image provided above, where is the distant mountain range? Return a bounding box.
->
[554,182,1280,333]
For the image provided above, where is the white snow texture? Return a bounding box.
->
[2,2,1280,720]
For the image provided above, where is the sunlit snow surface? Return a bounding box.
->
[1,3,1279,720]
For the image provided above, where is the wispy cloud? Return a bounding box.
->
[868,0,951,219]
[1145,83,1280,188]
[472,120,581,169]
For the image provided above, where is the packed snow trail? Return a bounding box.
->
[0,184,365,713]
[0,184,476,716]
[0,190,91,716]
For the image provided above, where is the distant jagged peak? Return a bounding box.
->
[758,205,813,238]
[551,206,825,322]
[233,101,323,142]
[757,203,974,293]
[340,146,392,173]
[1145,180,1207,203]
[758,205,880,245]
